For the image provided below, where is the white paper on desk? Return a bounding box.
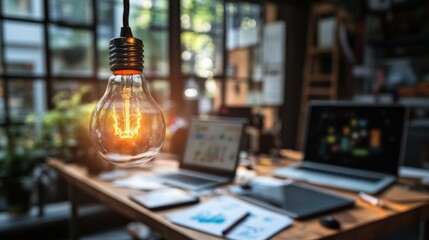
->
[113,175,166,190]
[167,196,249,236]
[167,196,292,239]
[225,202,292,240]
[250,176,290,187]
[98,170,128,181]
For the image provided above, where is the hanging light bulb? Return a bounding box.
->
[90,0,165,167]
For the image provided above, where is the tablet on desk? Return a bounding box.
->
[237,182,355,219]
[130,188,199,211]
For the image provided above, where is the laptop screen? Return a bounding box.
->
[181,118,245,172]
[304,102,407,175]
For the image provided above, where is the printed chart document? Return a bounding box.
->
[167,196,292,240]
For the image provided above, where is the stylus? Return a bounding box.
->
[222,212,251,235]
[358,192,395,211]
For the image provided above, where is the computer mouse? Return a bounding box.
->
[319,215,341,230]
[240,182,252,190]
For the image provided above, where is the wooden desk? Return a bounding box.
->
[48,158,429,240]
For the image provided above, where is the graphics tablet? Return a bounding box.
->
[237,182,354,219]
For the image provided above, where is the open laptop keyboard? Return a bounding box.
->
[162,173,217,185]
[297,166,382,183]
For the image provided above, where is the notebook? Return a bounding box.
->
[273,101,408,194]
[157,117,246,190]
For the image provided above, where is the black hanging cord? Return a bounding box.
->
[120,0,133,37]
[123,0,130,27]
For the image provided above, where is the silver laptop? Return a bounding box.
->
[158,117,246,190]
[273,101,408,194]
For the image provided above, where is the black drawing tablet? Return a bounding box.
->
[238,182,355,219]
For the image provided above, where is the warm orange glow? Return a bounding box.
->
[113,70,141,75]
[112,87,141,139]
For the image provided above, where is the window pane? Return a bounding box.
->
[49,0,92,24]
[97,35,111,79]
[0,127,8,150]
[0,81,5,124]
[149,79,170,108]
[50,26,93,76]
[0,27,2,75]
[52,81,96,143]
[181,32,223,77]
[139,30,169,77]
[181,0,224,77]
[226,2,261,50]
[181,0,223,32]
[3,21,45,75]
[8,79,46,123]
[131,0,170,76]
[97,0,169,77]
[97,0,117,31]
[148,79,171,139]
[53,81,96,102]
[2,0,44,20]
[97,0,117,78]
[130,0,169,28]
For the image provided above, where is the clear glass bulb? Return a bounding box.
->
[90,71,165,167]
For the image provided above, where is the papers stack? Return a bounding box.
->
[167,196,292,240]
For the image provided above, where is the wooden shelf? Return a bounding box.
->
[312,2,334,15]
[298,2,339,150]
[309,47,338,55]
[308,87,332,96]
[309,74,334,82]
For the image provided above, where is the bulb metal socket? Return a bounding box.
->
[109,37,144,72]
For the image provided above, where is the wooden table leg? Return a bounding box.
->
[68,184,78,240]
[423,220,429,240]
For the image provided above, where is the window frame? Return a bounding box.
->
[0,0,265,128]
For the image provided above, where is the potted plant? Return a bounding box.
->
[0,127,44,216]
[26,86,112,174]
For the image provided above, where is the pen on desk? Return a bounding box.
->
[222,212,251,236]
[358,192,394,211]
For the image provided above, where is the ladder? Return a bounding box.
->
[297,2,340,150]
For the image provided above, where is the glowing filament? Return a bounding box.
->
[113,87,141,139]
